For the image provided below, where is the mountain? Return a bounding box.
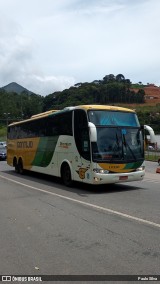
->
[1,82,33,95]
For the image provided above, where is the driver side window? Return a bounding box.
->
[74,109,90,161]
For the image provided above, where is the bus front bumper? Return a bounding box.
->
[92,169,145,185]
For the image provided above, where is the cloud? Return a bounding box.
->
[31,0,160,84]
[22,74,75,96]
[1,0,160,96]
[0,9,76,95]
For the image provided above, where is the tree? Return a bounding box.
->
[116,74,125,82]
[102,74,115,84]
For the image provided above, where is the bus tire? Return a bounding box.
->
[18,158,24,174]
[13,158,19,173]
[61,163,73,187]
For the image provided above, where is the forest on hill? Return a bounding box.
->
[43,74,145,111]
[0,73,160,134]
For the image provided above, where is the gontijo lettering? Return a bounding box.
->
[17,141,33,148]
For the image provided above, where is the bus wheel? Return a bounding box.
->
[61,163,73,187]
[18,159,24,174]
[13,158,19,173]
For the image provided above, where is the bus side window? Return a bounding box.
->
[59,112,73,136]
[74,109,90,161]
[46,112,72,137]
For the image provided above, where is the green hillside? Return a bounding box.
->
[0,74,160,135]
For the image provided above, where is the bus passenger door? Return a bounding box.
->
[74,110,91,183]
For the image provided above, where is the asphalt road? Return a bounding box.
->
[0,160,159,280]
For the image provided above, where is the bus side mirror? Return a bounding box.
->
[144,125,156,143]
[88,122,97,142]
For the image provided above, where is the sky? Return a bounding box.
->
[0,0,160,96]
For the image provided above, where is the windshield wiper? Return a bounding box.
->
[109,132,122,163]
[136,127,144,154]
[122,134,136,161]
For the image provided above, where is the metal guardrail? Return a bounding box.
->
[145,149,160,162]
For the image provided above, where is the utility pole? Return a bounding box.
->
[3,113,10,127]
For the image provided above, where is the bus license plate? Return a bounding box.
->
[119,176,128,181]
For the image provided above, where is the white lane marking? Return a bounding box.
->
[0,174,160,229]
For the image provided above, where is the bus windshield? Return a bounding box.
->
[88,110,140,127]
[88,110,143,163]
[92,127,144,162]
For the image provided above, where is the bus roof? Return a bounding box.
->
[31,109,58,118]
[8,105,135,127]
[76,105,135,112]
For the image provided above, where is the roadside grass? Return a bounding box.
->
[145,151,159,162]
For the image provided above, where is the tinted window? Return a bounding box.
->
[8,111,73,139]
[46,112,73,136]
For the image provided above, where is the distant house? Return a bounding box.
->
[145,95,159,100]
[147,84,156,87]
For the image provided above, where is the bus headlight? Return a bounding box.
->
[136,166,145,172]
[93,169,109,174]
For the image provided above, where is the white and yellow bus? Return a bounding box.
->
[7,105,149,186]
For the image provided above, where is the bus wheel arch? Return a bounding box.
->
[61,162,73,187]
